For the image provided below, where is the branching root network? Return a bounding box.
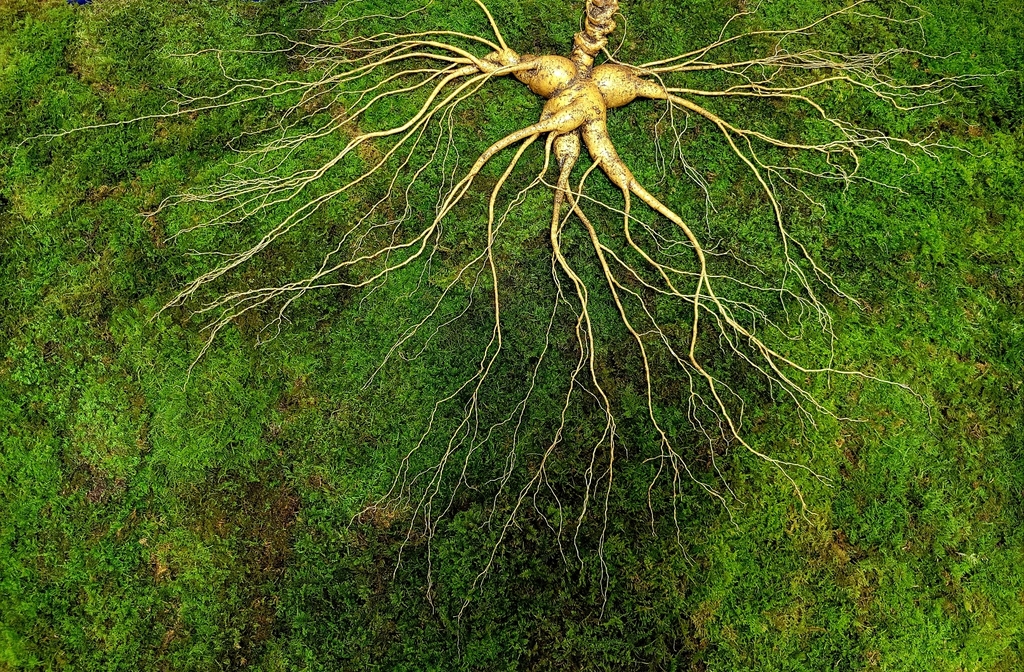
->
[40,0,983,597]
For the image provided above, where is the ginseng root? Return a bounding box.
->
[36,0,981,599]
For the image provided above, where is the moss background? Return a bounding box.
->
[1,0,1022,669]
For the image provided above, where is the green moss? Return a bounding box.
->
[1,0,1022,669]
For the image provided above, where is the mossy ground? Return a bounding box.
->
[1,0,1022,669]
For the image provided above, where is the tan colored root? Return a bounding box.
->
[35,0,967,601]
